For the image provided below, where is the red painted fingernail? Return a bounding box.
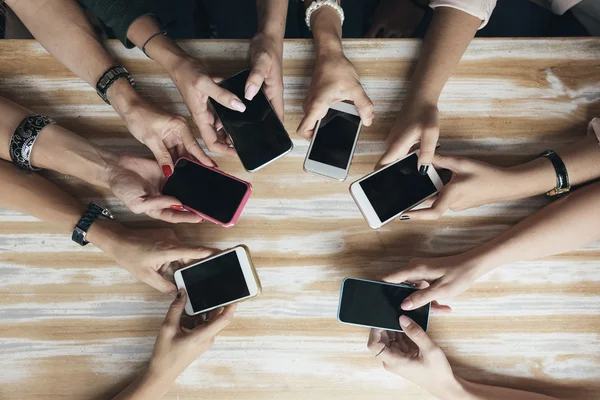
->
[170,205,185,211]
[212,160,219,168]
[162,165,173,178]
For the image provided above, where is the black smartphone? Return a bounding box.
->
[337,278,430,332]
[161,158,252,227]
[210,70,293,172]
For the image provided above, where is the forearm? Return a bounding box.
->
[450,377,558,400]
[407,7,480,103]
[257,0,288,37]
[309,4,344,58]
[469,180,600,274]
[0,96,116,189]
[112,369,174,400]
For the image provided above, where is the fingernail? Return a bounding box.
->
[401,298,414,310]
[162,165,173,178]
[211,160,219,168]
[176,289,183,299]
[399,315,411,328]
[170,205,185,211]
[231,98,246,112]
[245,84,259,101]
[419,165,429,175]
[400,215,410,221]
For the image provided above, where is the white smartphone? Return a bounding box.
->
[349,150,444,229]
[303,102,362,181]
[174,245,261,316]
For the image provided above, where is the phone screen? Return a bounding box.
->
[338,278,429,331]
[162,159,248,223]
[359,153,437,223]
[210,70,293,171]
[182,251,250,312]
[308,108,361,169]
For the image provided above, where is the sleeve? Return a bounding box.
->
[78,0,156,48]
[588,118,600,145]
[429,0,498,29]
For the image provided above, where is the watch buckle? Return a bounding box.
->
[101,209,114,219]
[74,226,87,241]
[546,187,570,197]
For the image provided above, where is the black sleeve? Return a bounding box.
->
[78,0,156,48]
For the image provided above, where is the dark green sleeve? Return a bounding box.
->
[78,0,156,48]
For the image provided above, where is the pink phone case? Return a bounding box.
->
[162,157,252,228]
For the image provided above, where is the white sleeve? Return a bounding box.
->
[429,0,498,29]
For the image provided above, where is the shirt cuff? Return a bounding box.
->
[429,0,497,29]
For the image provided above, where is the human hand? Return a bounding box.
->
[377,97,438,173]
[148,290,236,381]
[400,153,516,220]
[107,154,203,223]
[367,316,459,397]
[384,254,486,311]
[246,31,284,122]
[120,98,216,173]
[297,54,374,140]
[365,0,425,38]
[102,227,218,293]
[168,57,246,157]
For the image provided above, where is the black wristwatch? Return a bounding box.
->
[539,150,571,197]
[95,66,135,105]
[72,203,114,246]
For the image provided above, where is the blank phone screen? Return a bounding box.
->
[359,153,437,223]
[210,70,293,171]
[161,159,248,224]
[338,278,429,331]
[181,251,250,312]
[308,108,361,169]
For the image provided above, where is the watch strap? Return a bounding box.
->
[95,66,135,105]
[72,203,114,246]
[539,150,570,197]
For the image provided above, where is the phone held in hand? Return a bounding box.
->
[303,102,362,181]
[337,278,430,332]
[174,246,261,316]
[349,150,443,229]
[210,70,293,172]
[161,157,252,227]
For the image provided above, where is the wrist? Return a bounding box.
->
[86,218,129,254]
[146,362,181,388]
[311,7,343,58]
[405,90,440,110]
[107,79,143,118]
[435,376,471,400]
[508,157,557,199]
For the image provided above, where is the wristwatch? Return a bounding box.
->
[72,203,114,246]
[95,66,135,105]
[539,150,571,197]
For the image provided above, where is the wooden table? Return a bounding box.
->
[1,39,599,400]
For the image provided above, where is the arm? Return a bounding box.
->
[377,6,486,170]
[5,0,213,170]
[296,1,374,138]
[367,317,558,400]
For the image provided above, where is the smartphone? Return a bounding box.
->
[337,278,430,332]
[174,246,261,316]
[161,158,252,227]
[349,150,443,229]
[303,102,362,181]
[210,70,293,172]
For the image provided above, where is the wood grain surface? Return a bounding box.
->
[0,39,599,400]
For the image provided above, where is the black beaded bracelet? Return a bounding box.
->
[95,66,135,105]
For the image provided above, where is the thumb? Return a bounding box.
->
[400,285,438,311]
[417,128,439,172]
[431,153,466,173]
[246,54,270,101]
[163,289,186,332]
[144,270,177,294]
[148,141,174,176]
[399,315,436,352]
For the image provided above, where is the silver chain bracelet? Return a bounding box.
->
[9,114,56,171]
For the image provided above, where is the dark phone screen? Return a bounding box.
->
[338,278,429,331]
[308,108,361,169]
[359,153,437,222]
[210,70,292,171]
[161,159,248,224]
[182,251,250,312]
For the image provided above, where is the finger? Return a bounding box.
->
[144,270,177,294]
[138,195,182,214]
[193,303,237,338]
[297,101,328,140]
[400,285,438,311]
[203,80,246,113]
[351,88,375,127]
[431,300,453,313]
[376,133,415,169]
[417,127,439,171]
[401,191,452,221]
[181,132,215,167]
[383,266,427,285]
[148,141,175,173]
[431,153,466,173]
[198,123,237,157]
[414,195,437,209]
[246,56,270,101]
[215,119,223,132]
[152,208,204,224]
[164,247,219,264]
[269,87,285,123]
[367,328,386,355]
[399,316,437,352]
[162,289,186,333]
[365,23,383,38]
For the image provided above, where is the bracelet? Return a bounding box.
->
[9,114,56,171]
[305,0,345,31]
[72,202,114,246]
[141,29,167,59]
[539,150,571,197]
[95,66,136,105]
